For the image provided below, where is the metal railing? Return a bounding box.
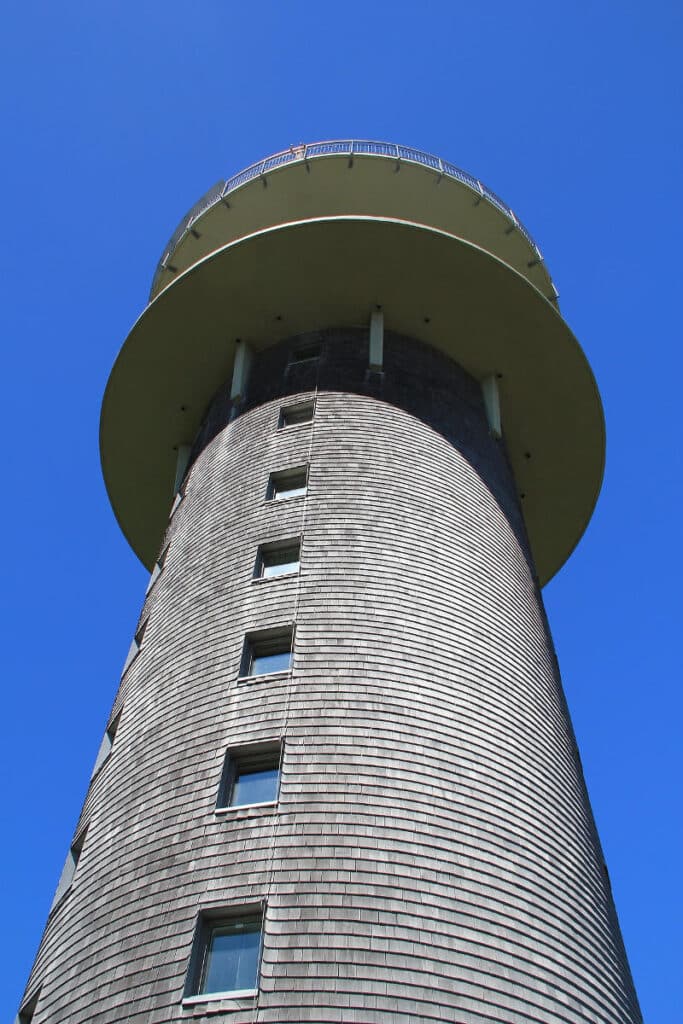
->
[150,140,546,299]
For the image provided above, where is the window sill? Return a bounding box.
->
[215,800,277,815]
[252,571,299,584]
[237,670,291,685]
[183,989,257,1006]
[265,494,306,504]
[278,421,313,431]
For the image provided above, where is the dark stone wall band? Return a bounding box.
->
[192,328,530,574]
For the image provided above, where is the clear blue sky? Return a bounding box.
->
[1,2,680,1019]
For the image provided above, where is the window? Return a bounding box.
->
[266,467,307,501]
[122,616,149,675]
[91,709,122,778]
[279,400,314,428]
[288,341,321,364]
[134,617,148,647]
[255,539,301,579]
[186,908,263,1000]
[169,477,187,518]
[145,542,170,595]
[218,742,281,809]
[241,627,293,678]
[51,826,88,910]
[17,987,41,1024]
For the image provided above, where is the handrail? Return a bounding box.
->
[150,140,546,300]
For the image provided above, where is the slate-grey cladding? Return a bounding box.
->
[21,332,640,1023]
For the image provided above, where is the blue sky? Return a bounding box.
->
[1,2,680,1019]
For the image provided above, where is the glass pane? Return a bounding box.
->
[273,479,306,499]
[262,558,298,578]
[201,920,261,993]
[262,547,299,578]
[232,766,279,806]
[251,649,291,675]
[282,404,313,426]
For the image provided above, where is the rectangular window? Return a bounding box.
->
[218,742,281,809]
[121,615,149,676]
[134,617,148,647]
[51,826,88,910]
[18,988,41,1024]
[278,400,314,428]
[146,541,170,595]
[256,539,301,579]
[241,627,293,678]
[201,918,261,994]
[288,341,321,364]
[91,709,122,778]
[169,477,187,518]
[266,467,307,501]
[186,907,263,1000]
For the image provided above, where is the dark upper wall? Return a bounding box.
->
[190,328,532,578]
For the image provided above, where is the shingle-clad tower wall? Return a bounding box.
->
[17,143,641,1023]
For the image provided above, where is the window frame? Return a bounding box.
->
[254,538,301,581]
[50,825,88,911]
[278,399,315,429]
[121,615,149,676]
[266,466,308,502]
[91,708,122,779]
[184,904,265,1003]
[17,987,41,1024]
[169,475,188,519]
[145,540,170,595]
[134,617,148,648]
[216,741,282,812]
[239,627,294,681]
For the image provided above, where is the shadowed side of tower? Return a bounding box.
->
[17,144,640,1024]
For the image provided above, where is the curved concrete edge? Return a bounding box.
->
[100,215,605,584]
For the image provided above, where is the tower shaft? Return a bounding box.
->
[20,331,640,1022]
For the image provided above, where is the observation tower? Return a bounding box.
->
[18,141,641,1024]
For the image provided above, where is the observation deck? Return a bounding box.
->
[148,140,558,304]
[101,141,604,586]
